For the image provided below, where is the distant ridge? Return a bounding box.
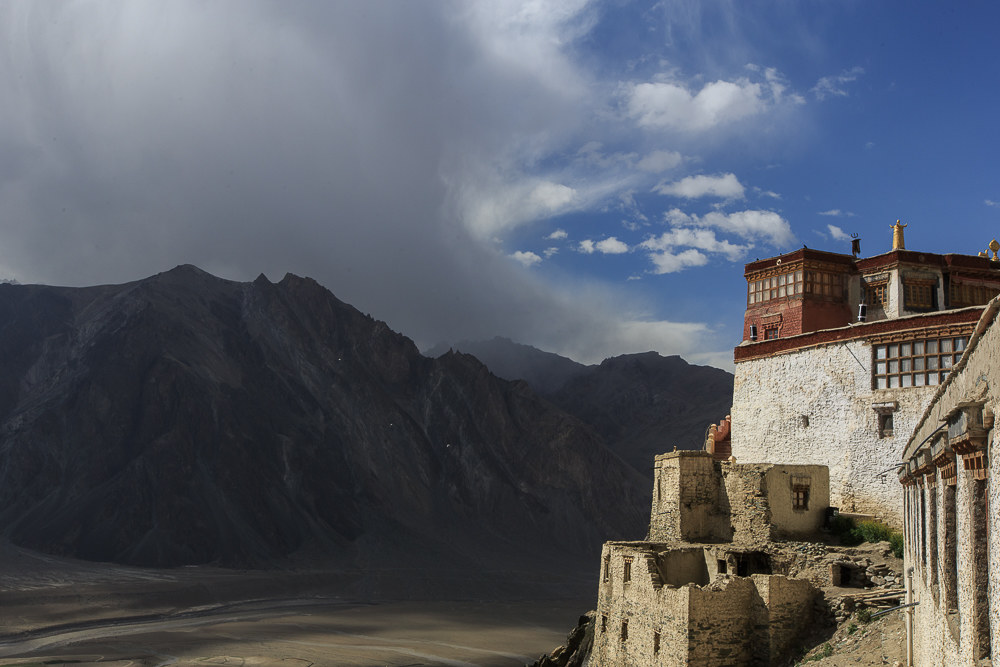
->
[425,336,589,394]
[428,339,734,473]
[0,266,648,570]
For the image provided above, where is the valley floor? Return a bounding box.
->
[0,544,590,667]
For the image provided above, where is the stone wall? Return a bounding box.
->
[733,338,934,527]
[593,543,817,666]
[900,298,1000,665]
[649,451,828,544]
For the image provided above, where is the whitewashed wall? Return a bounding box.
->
[731,339,937,527]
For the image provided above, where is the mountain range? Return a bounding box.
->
[426,337,734,473]
[0,266,732,577]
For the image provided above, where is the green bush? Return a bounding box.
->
[853,520,895,543]
[889,533,904,559]
[831,516,904,556]
[856,608,872,624]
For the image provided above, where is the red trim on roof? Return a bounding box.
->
[734,308,984,363]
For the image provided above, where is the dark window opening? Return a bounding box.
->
[602,555,610,583]
[622,556,632,583]
[734,552,772,577]
[793,484,810,512]
[621,619,628,642]
[717,558,728,574]
[653,631,660,653]
[879,413,894,439]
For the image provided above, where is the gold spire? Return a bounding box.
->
[891,220,907,250]
[990,239,999,261]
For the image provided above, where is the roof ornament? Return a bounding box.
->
[891,220,907,250]
[851,232,860,258]
[990,239,999,261]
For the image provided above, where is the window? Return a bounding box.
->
[904,280,936,310]
[764,325,779,340]
[864,280,888,308]
[602,554,610,582]
[717,558,728,574]
[748,270,803,305]
[792,477,810,511]
[950,280,1000,308]
[878,413,894,438]
[805,270,845,299]
[601,615,607,633]
[621,619,628,642]
[872,336,968,388]
[622,556,632,583]
[653,631,660,653]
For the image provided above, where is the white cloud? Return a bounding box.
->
[636,149,683,173]
[654,173,745,199]
[641,228,748,262]
[666,208,795,247]
[986,200,999,208]
[757,189,781,200]
[827,224,853,242]
[579,237,629,254]
[510,250,542,267]
[543,246,559,258]
[818,209,855,217]
[646,248,709,274]
[547,228,569,240]
[812,66,865,101]
[461,178,579,238]
[595,237,629,254]
[627,77,766,132]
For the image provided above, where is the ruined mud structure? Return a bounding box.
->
[591,451,830,665]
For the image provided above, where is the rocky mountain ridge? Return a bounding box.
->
[0,266,648,570]
[428,338,734,472]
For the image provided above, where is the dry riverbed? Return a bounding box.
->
[0,544,590,667]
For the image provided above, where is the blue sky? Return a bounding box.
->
[0,2,998,370]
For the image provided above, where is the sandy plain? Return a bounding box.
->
[0,543,591,667]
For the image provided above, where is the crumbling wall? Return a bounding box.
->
[686,577,755,665]
[751,574,817,664]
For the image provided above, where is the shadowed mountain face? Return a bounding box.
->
[428,339,734,474]
[0,266,648,569]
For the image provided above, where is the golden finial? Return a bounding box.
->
[990,239,999,261]
[891,220,907,250]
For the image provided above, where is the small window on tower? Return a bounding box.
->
[792,477,811,511]
[764,326,779,340]
[623,556,632,583]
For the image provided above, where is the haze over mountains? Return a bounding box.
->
[0,266,731,578]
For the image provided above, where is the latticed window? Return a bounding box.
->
[622,556,632,583]
[950,281,1000,308]
[864,280,888,308]
[805,270,844,298]
[904,281,935,310]
[872,336,968,388]
[748,270,803,304]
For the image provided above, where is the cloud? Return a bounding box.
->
[595,237,629,254]
[627,77,766,132]
[818,209,855,217]
[641,228,748,262]
[827,225,853,242]
[543,247,559,258]
[547,228,569,240]
[665,208,795,247]
[812,66,865,101]
[654,173,745,199]
[645,248,709,274]
[510,250,542,267]
[579,237,629,255]
[636,149,684,173]
[986,200,1000,208]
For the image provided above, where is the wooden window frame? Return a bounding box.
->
[872,336,968,389]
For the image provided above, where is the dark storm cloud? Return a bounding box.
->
[0,1,715,364]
